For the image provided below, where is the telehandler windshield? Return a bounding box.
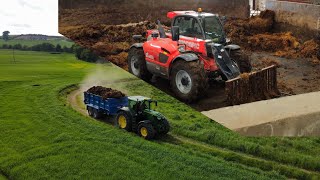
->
[202,16,225,42]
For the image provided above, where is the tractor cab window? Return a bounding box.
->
[174,16,203,39]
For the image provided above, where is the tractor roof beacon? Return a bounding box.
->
[128,9,258,102]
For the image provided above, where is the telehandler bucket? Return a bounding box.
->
[225,65,280,105]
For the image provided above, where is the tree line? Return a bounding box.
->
[1,42,99,62]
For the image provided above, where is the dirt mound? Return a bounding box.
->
[299,40,319,59]
[87,86,126,99]
[248,32,300,52]
[225,10,275,46]
[61,22,155,69]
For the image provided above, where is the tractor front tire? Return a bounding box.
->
[170,60,208,103]
[230,50,252,73]
[128,47,151,81]
[138,123,156,140]
[116,111,132,132]
[161,119,170,135]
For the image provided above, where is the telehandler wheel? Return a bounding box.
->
[138,123,155,140]
[229,50,252,73]
[170,61,208,103]
[128,47,151,81]
[116,111,132,132]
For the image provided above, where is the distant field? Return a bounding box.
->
[0,50,319,179]
[0,38,74,47]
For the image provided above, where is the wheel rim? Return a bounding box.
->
[131,56,140,76]
[118,115,127,129]
[88,108,92,116]
[140,127,148,137]
[175,70,192,94]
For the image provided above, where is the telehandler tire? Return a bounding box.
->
[170,60,208,103]
[116,111,132,132]
[138,122,155,140]
[128,47,151,81]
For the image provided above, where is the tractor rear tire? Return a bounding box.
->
[230,50,252,73]
[138,123,156,140]
[116,111,132,132]
[128,47,151,81]
[170,60,208,103]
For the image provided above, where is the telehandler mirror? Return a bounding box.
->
[220,16,227,25]
[171,26,180,41]
[133,35,143,41]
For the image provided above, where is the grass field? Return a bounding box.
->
[0,38,74,47]
[0,50,319,179]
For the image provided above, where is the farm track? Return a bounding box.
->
[66,86,320,179]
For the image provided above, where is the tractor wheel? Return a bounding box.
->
[128,47,151,81]
[87,107,93,117]
[116,111,132,132]
[161,119,170,135]
[138,123,156,140]
[92,109,102,119]
[170,61,208,103]
[229,50,252,73]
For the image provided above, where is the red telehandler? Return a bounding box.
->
[128,9,278,103]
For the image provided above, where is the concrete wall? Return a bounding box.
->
[266,0,320,30]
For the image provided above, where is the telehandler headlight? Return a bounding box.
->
[178,45,186,53]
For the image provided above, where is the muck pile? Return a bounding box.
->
[87,86,126,99]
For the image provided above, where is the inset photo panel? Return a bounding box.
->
[59,0,320,137]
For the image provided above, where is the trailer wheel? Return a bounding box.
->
[170,60,208,103]
[138,123,155,140]
[128,47,151,81]
[92,109,102,119]
[116,111,132,132]
[87,107,93,117]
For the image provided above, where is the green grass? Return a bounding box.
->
[0,50,285,179]
[0,38,74,47]
[111,81,320,178]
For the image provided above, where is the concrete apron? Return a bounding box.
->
[202,91,320,137]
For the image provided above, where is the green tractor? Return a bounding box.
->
[116,96,170,139]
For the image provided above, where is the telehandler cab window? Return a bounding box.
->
[203,16,224,40]
[174,16,203,39]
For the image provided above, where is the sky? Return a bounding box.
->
[0,0,60,36]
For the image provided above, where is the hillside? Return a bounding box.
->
[0,35,74,48]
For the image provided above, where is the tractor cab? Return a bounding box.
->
[128,96,158,113]
[167,9,227,44]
